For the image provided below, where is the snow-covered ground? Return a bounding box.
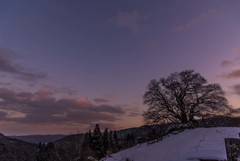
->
[103,127,240,161]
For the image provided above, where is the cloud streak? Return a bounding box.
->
[0,48,46,81]
[94,98,109,104]
[42,85,78,96]
[173,10,220,32]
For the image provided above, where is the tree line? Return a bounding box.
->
[83,124,119,160]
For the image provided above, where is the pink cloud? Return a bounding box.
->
[222,69,240,79]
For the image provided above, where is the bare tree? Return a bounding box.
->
[143,70,229,125]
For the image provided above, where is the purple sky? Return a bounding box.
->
[0,0,240,135]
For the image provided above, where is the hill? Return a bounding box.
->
[9,134,65,144]
[51,134,85,161]
[103,127,240,161]
[0,133,37,161]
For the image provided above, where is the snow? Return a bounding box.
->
[103,127,240,161]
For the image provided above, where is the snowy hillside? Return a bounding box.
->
[103,127,240,161]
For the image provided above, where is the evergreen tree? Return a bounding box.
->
[124,134,135,148]
[92,124,104,159]
[102,128,109,155]
[36,142,58,161]
[87,130,93,149]
[113,131,119,152]
[148,128,157,141]
[84,130,92,148]
[35,142,47,161]
[45,142,57,161]
[81,131,95,161]
[109,130,114,152]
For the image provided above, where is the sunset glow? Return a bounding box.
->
[0,0,240,135]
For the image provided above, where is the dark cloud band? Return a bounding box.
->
[0,88,125,126]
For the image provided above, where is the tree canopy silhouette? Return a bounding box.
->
[143,70,229,125]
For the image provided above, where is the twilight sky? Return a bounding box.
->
[0,0,240,135]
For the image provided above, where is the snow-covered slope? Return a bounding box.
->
[103,127,240,161]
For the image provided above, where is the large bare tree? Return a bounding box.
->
[143,70,229,124]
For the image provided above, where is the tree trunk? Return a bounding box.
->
[181,112,188,123]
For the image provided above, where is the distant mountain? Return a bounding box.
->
[0,133,5,138]
[54,133,84,143]
[1,133,85,161]
[9,134,65,144]
[0,134,37,161]
[51,134,85,161]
